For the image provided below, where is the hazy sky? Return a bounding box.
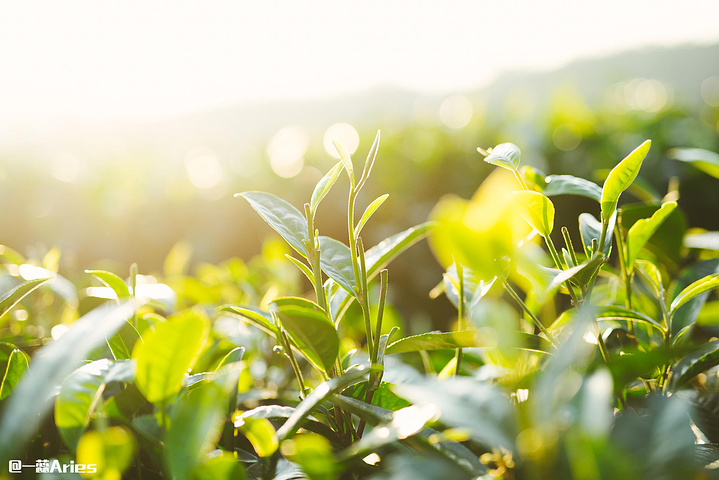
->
[1,1,718,126]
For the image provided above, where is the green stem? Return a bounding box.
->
[503,278,557,348]
[372,270,389,363]
[347,188,374,358]
[561,226,579,268]
[454,262,465,376]
[545,233,581,305]
[513,169,529,190]
[613,223,633,311]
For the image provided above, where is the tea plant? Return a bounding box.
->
[0,133,719,480]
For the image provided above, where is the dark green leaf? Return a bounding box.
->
[579,212,615,256]
[273,305,339,373]
[670,340,719,391]
[539,174,602,201]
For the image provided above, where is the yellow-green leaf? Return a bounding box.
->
[626,202,677,271]
[671,274,719,314]
[601,140,651,220]
[237,417,278,458]
[132,310,209,403]
[509,190,555,238]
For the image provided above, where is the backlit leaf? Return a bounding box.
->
[626,202,677,271]
[601,140,651,220]
[310,161,344,215]
[508,190,555,238]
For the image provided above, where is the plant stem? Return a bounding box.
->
[454,262,465,376]
[347,188,375,358]
[545,233,581,305]
[502,278,557,348]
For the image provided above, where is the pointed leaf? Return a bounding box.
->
[626,202,677,270]
[355,194,389,237]
[310,161,343,215]
[508,190,555,238]
[85,269,131,299]
[318,236,356,297]
[331,140,355,183]
[671,274,719,314]
[601,140,651,220]
[0,277,51,324]
[107,321,141,361]
[359,130,381,187]
[236,192,309,258]
[0,345,29,400]
[132,310,209,403]
[285,255,313,283]
[365,222,434,277]
[482,143,521,171]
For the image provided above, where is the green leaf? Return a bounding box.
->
[318,236,356,297]
[310,161,344,215]
[272,304,339,373]
[550,305,664,332]
[0,345,29,400]
[355,194,389,237]
[668,147,719,179]
[537,174,602,201]
[237,417,279,458]
[671,274,719,314]
[386,330,483,355]
[277,365,374,441]
[508,190,555,238]
[236,192,309,258]
[601,140,651,220]
[579,212,615,256]
[191,453,246,480]
[626,201,677,271]
[440,264,495,314]
[0,277,51,324]
[166,364,243,480]
[684,231,719,250]
[482,143,521,171]
[0,300,142,464]
[218,305,278,336]
[331,140,355,184]
[271,296,325,314]
[107,321,141,361]
[365,222,434,277]
[670,340,719,391]
[216,347,245,370]
[285,254,313,283]
[132,310,209,403]
[280,433,338,480]
[358,130,381,188]
[55,359,121,451]
[621,202,685,269]
[85,269,131,299]
[0,245,25,265]
[670,260,719,337]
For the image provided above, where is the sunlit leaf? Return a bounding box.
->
[218,305,278,336]
[272,304,339,373]
[538,174,602,201]
[281,433,337,480]
[76,426,136,480]
[85,269,131,299]
[600,139,651,220]
[482,143,521,171]
[509,190,555,238]
[0,344,29,401]
[132,309,209,403]
[355,194,389,236]
[668,147,719,179]
[236,192,309,258]
[310,161,344,215]
[386,330,484,355]
[107,321,141,361]
[670,274,719,314]
[626,201,677,271]
[166,363,243,480]
[331,140,355,184]
[0,277,51,325]
[318,236,356,297]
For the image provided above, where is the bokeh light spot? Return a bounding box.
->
[268,126,308,178]
[701,76,719,107]
[324,123,360,159]
[552,123,582,151]
[184,146,223,189]
[439,95,473,129]
[51,153,82,182]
